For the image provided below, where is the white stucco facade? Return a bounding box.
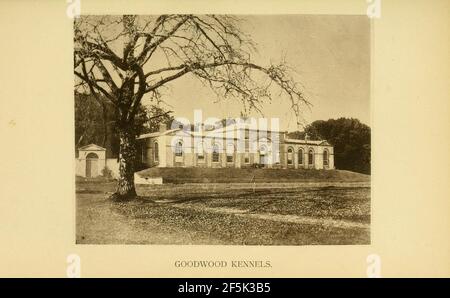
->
[75,144,119,178]
[137,123,334,170]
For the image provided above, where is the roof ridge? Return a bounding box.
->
[78,143,106,150]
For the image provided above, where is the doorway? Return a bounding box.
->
[86,152,99,177]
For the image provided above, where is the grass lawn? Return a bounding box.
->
[76,173,370,245]
[137,167,370,183]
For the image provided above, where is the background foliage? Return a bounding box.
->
[75,92,173,158]
[288,118,371,174]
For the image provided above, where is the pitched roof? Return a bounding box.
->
[211,123,285,134]
[138,128,238,140]
[284,138,331,146]
[137,128,180,139]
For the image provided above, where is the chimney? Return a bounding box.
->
[159,123,167,133]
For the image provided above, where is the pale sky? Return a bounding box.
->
[152,15,371,132]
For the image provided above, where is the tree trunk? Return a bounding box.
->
[101,103,108,148]
[110,124,137,201]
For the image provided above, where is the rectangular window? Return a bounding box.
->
[244,129,249,140]
[244,154,250,164]
[227,155,233,163]
[212,143,220,162]
[197,153,204,160]
[212,152,219,163]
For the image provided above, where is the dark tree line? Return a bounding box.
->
[75,92,173,158]
[288,118,371,174]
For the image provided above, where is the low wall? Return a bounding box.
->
[105,158,120,178]
[75,158,119,178]
[75,158,85,177]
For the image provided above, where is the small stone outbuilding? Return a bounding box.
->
[75,144,107,178]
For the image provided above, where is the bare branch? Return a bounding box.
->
[74,69,116,104]
[136,15,190,65]
[74,14,309,126]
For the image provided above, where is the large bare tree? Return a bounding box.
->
[74,15,308,201]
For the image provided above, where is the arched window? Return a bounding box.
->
[212,143,220,163]
[154,142,159,162]
[226,143,234,163]
[260,144,268,155]
[175,141,183,157]
[323,149,329,166]
[287,147,294,165]
[141,142,148,163]
[298,148,303,165]
[197,141,205,160]
[308,149,314,165]
[259,144,268,165]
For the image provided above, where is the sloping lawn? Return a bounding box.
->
[137,167,370,183]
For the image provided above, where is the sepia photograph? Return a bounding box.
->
[74,14,371,245]
[0,0,449,281]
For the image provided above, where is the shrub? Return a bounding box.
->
[101,166,113,179]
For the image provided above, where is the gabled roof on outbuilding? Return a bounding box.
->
[78,143,106,151]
